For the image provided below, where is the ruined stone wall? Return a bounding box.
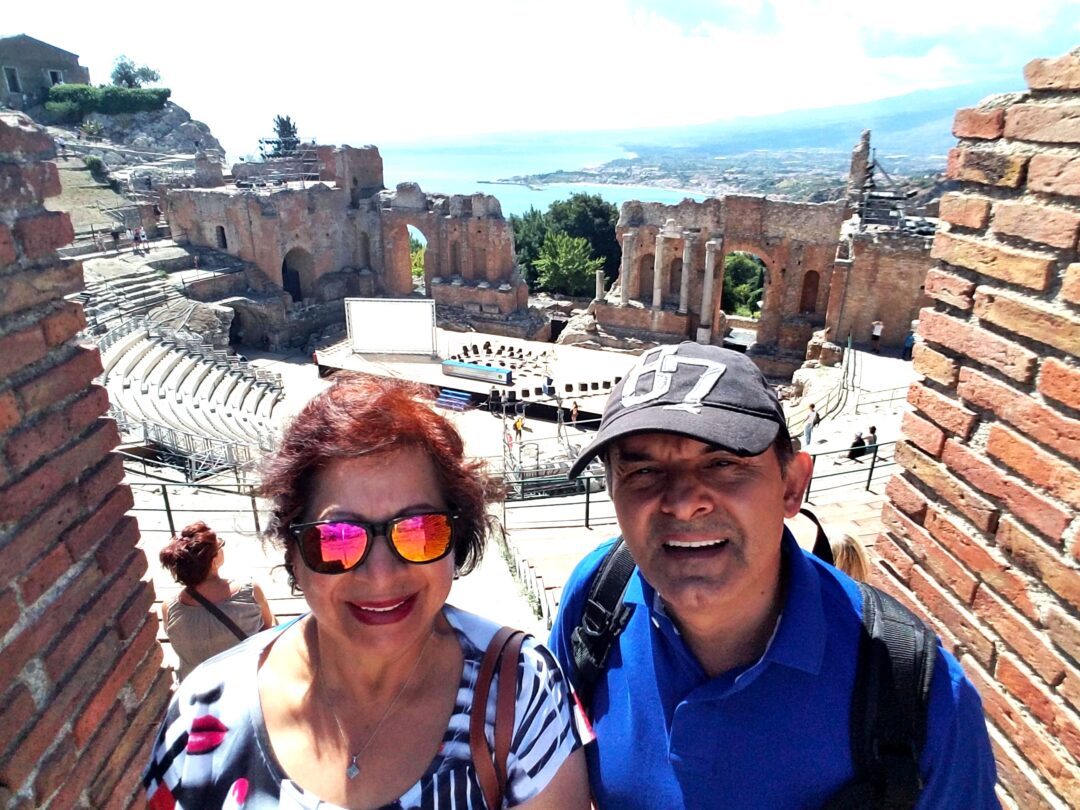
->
[610,195,845,371]
[878,50,1080,807]
[828,230,934,347]
[0,112,169,808]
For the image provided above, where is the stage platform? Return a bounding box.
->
[314,329,638,422]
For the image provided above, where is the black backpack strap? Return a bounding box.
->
[569,537,636,712]
[825,582,937,809]
[184,587,249,642]
[799,507,834,566]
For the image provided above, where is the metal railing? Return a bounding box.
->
[802,440,896,501]
[854,385,910,414]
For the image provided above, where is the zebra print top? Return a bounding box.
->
[143,605,588,809]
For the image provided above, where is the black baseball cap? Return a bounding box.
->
[568,342,788,478]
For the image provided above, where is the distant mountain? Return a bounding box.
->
[620,80,1018,160]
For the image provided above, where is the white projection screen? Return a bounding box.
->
[345,298,437,355]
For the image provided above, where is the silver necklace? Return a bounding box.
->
[330,630,435,781]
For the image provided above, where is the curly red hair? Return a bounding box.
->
[159,521,220,587]
[260,374,501,587]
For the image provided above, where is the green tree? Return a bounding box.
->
[547,193,620,281]
[533,231,604,297]
[267,115,299,158]
[110,56,160,88]
[508,207,549,284]
[721,252,765,317]
[409,234,426,279]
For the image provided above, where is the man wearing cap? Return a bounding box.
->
[549,342,997,808]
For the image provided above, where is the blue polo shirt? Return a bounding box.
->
[549,531,999,809]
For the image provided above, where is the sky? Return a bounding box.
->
[4,0,1078,159]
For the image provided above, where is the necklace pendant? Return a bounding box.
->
[346,756,360,780]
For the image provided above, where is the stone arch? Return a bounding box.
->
[385,220,434,297]
[281,247,314,303]
[799,270,820,314]
[215,225,227,250]
[638,253,654,303]
[407,225,427,295]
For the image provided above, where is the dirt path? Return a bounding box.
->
[44,157,129,232]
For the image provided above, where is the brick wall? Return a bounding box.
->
[878,50,1080,808]
[0,112,170,807]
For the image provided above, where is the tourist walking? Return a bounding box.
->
[871,319,884,353]
[802,402,819,448]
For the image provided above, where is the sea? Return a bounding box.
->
[378,135,707,218]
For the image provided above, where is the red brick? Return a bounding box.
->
[1060,672,1080,720]
[959,366,1080,464]
[0,586,20,639]
[0,162,60,209]
[1044,604,1080,676]
[13,211,74,260]
[870,531,916,584]
[0,683,37,761]
[883,503,979,604]
[942,439,1073,542]
[1005,103,1080,143]
[78,452,125,513]
[938,193,991,230]
[987,722,1059,810]
[900,411,945,457]
[992,200,1080,250]
[127,644,166,704]
[996,653,1080,760]
[1063,262,1080,306]
[1025,53,1080,90]
[73,618,158,747]
[62,484,135,558]
[33,735,76,806]
[974,589,1065,687]
[89,682,166,808]
[0,484,82,579]
[909,565,995,667]
[924,506,1036,619]
[0,418,118,522]
[54,704,127,809]
[1038,358,1080,411]
[0,223,15,266]
[884,472,928,522]
[922,267,975,310]
[0,390,20,435]
[974,286,1080,356]
[0,112,55,157]
[919,308,1038,384]
[963,656,1080,804]
[18,541,74,605]
[0,323,48,379]
[15,345,103,418]
[910,342,958,387]
[0,261,84,318]
[987,424,1080,509]
[1027,152,1080,197]
[4,386,111,474]
[40,300,87,347]
[999,515,1080,606]
[931,231,1053,291]
[894,441,998,532]
[946,147,1028,187]
[94,519,144,582]
[953,107,1005,140]
[44,619,120,701]
[114,570,155,642]
[907,381,978,438]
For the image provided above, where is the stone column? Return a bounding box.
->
[595,267,605,302]
[698,239,717,343]
[679,232,694,314]
[620,229,637,306]
[652,233,666,310]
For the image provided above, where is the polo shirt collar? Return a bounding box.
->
[626,528,827,676]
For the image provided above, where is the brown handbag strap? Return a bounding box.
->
[470,626,527,809]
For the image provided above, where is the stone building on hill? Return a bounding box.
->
[165,144,539,345]
[0,34,90,110]
[593,131,934,376]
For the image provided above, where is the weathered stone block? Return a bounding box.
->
[953,107,1005,140]
[938,193,991,230]
[923,268,975,310]
[931,231,1053,291]
[1025,53,1080,90]
[1027,152,1080,196]
[991,201,1080,250]
[946,147,1027,187]
[1005,103,1080,144]
[974,286,1080,355]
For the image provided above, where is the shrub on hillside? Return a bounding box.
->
[83,155,108,183]
[46,84,171,117]
[43,100,81,124]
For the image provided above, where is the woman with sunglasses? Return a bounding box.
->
[145,375,590,809]
[158,521,276,682]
